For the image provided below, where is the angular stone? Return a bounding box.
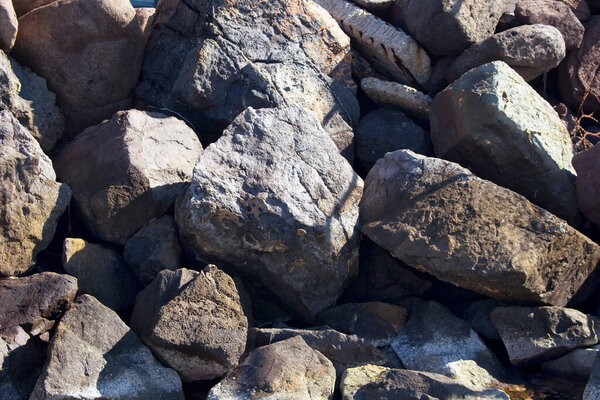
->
[432,61,578,224]
[176,106,363,318]
[573,144,600,225]
[29,294,184,400]
[63,238,139,312]
[360,150,600,306]
[361,77,432,120]
[541,345,600,381]
[207,336,335,400]
[55,109,202,244]
[0,111,71,276]
[130,267,248,382]
[462,299,503,341]
[0,0,17,53]
[491,306,599,366]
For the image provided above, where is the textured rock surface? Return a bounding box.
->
[361,77,432,120]
[130,267,248,382]
[360,150,600,306]
[584,354,600,399]
[176,106,363,318]
[0,110,71,276]
[11,0,54,16]
[29,294,184,400]
[541,345,600,380]
[491,306,599,366]
[351,0,393,14]
[573,144,600,225]
[55,109,202,244]
[0,0,17,53]
[207,336,335,400]
[432,61,578,224]
[135,7,155,41]
[462,299,503,341]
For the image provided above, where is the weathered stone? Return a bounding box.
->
[573,144,600,225]
[360,150,600,306]
[584,354,600,399]
[0,0,17,53]
[447,25,566,83]
[541,345,600,380]
[341,365,510,400]
[351,0,394,14]
[176,106,363,318]
[135,7,155,41]
[130,267,248,382]
[572,0,591,20]
[207,336,335,400]
[55,109,202,244]
[490,306,599,366]
[433,61,578,224]
[462,299,503,341]
[12,0,145,135]
[361,77,432,120]
[10,0,54,17]
[427,55,456,95]
[30,294,184,400]
[0,111,71,276]
[63,238,139,311]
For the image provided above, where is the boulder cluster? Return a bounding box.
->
[1,0,600,399]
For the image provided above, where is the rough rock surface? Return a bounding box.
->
[351,0,394,14]
[207,336,335,400]
[432,61,578,224]
[490,306,599,365]
[446,25,566,83]
[29,294,184,400]
[12,0,145,135]
[462,299,503,341]
[0,0,17,53]
[55,109,202,244]
[541,345,600,380]
[341,365,510,400]
[360,150,600,306]
[63,238,139,312]
[135,7,155,41]
[584,354,600,399]
[0,110,71,277]
[176,106,363,318]
[10,0,54,16]
[130,267,248,382]
[361,77,432,120]
[573,144,600,225]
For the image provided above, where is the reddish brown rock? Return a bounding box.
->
[0,0,17,53]
[573,144,600,225]
[11,0,54,16]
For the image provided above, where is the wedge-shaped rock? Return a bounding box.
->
[176,106,363,318]
[0,111,71,276]
[29,294,184,400]
[360,150,600,306]
[432,61,578,224]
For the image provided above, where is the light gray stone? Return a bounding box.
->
[584,353,600,399]
[361,77,432,120]
[0,0,17,53]
[541,345,600,380]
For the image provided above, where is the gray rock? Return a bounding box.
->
[447,25,566,83]
[584,354,600,399]
[124,215,182,284]
[351,0,394,14]
[573,143,600,226]
[0,110,71,276]
[130,267,248,382]
[361,77,432,120]
[490,306,599,366]
[541,345,600,380]
[432,61,578,224]
[176,106,363,318]
[207,336,336,400]
[360,150,600,307]
[0,0,16,53]
[29,294,184,400]
[55,109,202,244]
[462,299,503,341]
[63,238,139,312]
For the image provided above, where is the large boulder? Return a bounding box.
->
[432,61,578,224]
[573,144,600,225]
[176,106,363,318]
[55,109,202,244]
[0,0,17,53]
[130,267,248,382]
[0,110,71,277]
[360,150,600,306]
[12,0,145,135]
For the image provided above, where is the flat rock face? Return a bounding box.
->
[541,345,600,380]
[29,294,184,400]
[573,144,600,225]
[0,0,17,53]
[137,0,359,143]
[130,267,248,382]
[55,109,202,244]
[432,61,578,224]
[176,106,363,318]
[0,110,71,277]
[207,336,336,400]
[360,150,600,307]
[490,306,599,365]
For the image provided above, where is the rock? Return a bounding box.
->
[63,238,139,311]
[137,0,358,144]
[541,345,600,380]
[361,77,432,120]
[356,106,433,171]
[515,0,584,50]
[427,56,456,95]
[55,109,202,244]
[573,0,591,20]
[447,25,566,83]
[573,144,600,225]
[0,0,17,53]
[0,50,64,152]
[29,294,184,400]
[341,365,510,400]
[130,267,248,382]
[10,0,54,17]
[135,7,155,41]
[207,336,335,400]
[351,0,393,14]
[176,106,363,318]
[432,61,578,224]
[12,0,145,135]
[318,302,407,346]
[584,354,600,399]
[124,215,182,284]
[0,110,71,276]
[391,300,505,388]
[462,299,503,341]
[360,150,600,306]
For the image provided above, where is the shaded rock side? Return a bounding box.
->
[584,354,600,400]
[361,77,432,120]
[573,143,600,225]
[541,345,600,381]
